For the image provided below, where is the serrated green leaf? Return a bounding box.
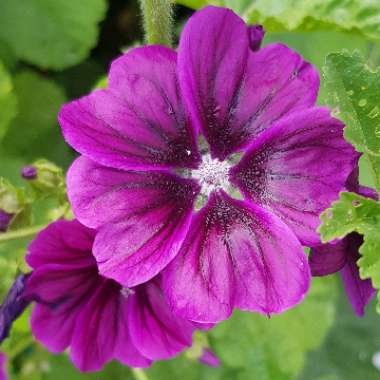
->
[324,52,380,156]
[0,0,107,70]
[177,0,380,42]
[323,50,380,193]
[0,61,17,140]
[208,277,337,380]
[319,192,380,312]
[319,192,380,242]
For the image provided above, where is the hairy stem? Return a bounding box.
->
[139,0,173,46]
[0,225,46,243]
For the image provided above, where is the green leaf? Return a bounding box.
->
[0,0,107,70]
[0,70,73,169]
[0,60,17,140]
[319,192,380,311]
[323,51,380,192]
[177,0,380,42]
[208,277,337,379]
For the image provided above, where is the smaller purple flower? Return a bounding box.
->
[248,24,265,51]
[0,353,7,380]
[0,211,13,232]
[0,273,30,343]
[309,169,377,316]
[24,220,199,372]
[198,348,220,367]
[21,166,37,180]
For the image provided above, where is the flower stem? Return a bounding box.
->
[132,368,149,380]
[0,224,45,243]
[139,0,173,46]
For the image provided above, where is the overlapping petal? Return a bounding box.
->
[59,46,199,171]
[230,107,359,245]
[341,234,376,317]
[309,240,347,276]
[129,281,194,360]
[27,220,197,371]
[178,6,319,159]
[68,156,199,287]
[70,281,149,371]
[163,190,309,323]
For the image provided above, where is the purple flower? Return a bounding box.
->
[24,220,197,372]
[0,273,30,343]
[0,353,7,380]
[309,169,377,317]
[59,6,358,323]
[21,166,37,180]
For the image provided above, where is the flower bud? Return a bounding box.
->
[248,24,265,52]
[26,160,65,195]
[21,165,37,180]
[0,178,21,231]
[0,273,30,343]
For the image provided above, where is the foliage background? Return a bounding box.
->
[1,0,380,379]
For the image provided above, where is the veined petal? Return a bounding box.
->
[128,281,194,360]
[230,107,359,245]
[309,240,347,276]
[70,281,128,371]
[68,156,199,287]
[26,220,95,269]
[163,190,310,323]
[59,46,199,171]
[341,234,376,317]
[178,6,319,159]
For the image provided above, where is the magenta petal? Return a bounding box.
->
[26,220,95,269]
[59,46,200,171]
[163,190,310,323]
[178,6,319,159]
[68,156,199,287]
[230,107,359,245]
[177,6,249,159]
[128,281,194,360]
[0,353,7,380]
[199,348,221,367]
[70,281,125,371]
[341,234,376,317]
[309,241,347,276]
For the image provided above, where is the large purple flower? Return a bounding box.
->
[24,220,196,372]
[309,169,376,316]
[59,6,358,322]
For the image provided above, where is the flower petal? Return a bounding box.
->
[70,281,124,371]
[128,281,194,360]
[178,6,319,159]
[230,107,359,245]
[59,46,200,171]
[26,220,95,269]
[309,241,347,276]
[68,156,199,287]
[163,190,310,323]
[0,274,30,343]
[341,234,376,317]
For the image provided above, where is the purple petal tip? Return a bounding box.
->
[0,210,13,232]
[21,166,37,180]
[248,24,265,51]
[198,348,220,367]
[0,274,30,343]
